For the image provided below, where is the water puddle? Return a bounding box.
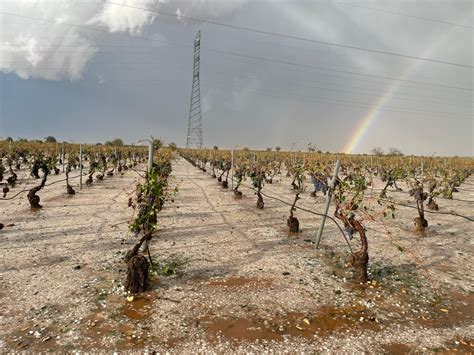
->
[416,291,474,328]
[380,342,413,354]
[121,293,156,320]
[201,304,380,343]
[78,292,157,349]
[7,324,58,351]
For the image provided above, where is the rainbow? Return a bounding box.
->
[342,86,398,154]
[342,26,456,154]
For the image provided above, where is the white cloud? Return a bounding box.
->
[90,0,156,35]
[0,0,249,81]
[176,8,184,21]
[0,0,156,80]
[163,0,246,18]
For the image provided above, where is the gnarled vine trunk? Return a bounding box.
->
[414,200,428,233]
[291,177,298,190]
[351,220,369,283]
[414,216,428,232]
[233,178,243,198]
[335,210,369,283]
[222,170,230,189]
[427,197,438,211]
[287,193,300,234]
[124,232,151,293]
[66,167,75,195]
[7,167,17,186]
[287,215,299,233]
[86,172,94,185]
[28,171,48,208]
[256,188,264,209]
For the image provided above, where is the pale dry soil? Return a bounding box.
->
[0,156,473,353]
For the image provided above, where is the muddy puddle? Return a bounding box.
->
[76,292,158,349]
[7,324,59,351]
[440,338,474,353]
[200,287,474,345]
[348,278,474,329]
[120,293,156,320]
[381,337,474,354]
[416,291,474,328]
[380,342,414,354]
[200,303,380,343]
[5,287,173,352]
[82,310,147,350]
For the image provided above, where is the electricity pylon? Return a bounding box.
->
[186,30,203,149]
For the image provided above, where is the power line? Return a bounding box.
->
[80,72,471,107]
[0,10,183,47]
[204,69,472,108]
[336,2,474,30]
[4,48,472,101]
[3,48,470,98]
[2,33,471,94]
[0,44,162,48]
[200,82,472,121]
[105,1,473,69]
[101,67,472,109]
[6,60,465,119]
[1,10,472,93]
[202,47,473,92]
[93,78,471,119]
[208,55,473,97]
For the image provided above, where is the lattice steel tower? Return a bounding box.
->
[186,30,203,149]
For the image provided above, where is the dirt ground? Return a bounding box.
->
[1,156,473,353]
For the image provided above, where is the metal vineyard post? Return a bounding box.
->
[316,159,341,249]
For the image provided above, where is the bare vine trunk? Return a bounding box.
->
[222,170,229,188]
[28,171,48,208]
[7,167,17,186]
[287,193,300,234]
[124,232,151,293]
[351,220,369,283]
[66,167,75,195]
[234,179,243,198]
[256,188,264,209]
[335,210,369,283]
[414,200,428,233]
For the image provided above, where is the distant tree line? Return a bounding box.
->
[371,147,404,156]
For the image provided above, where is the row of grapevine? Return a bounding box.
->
[179,148,473,283]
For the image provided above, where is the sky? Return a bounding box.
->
[0,0,472,156]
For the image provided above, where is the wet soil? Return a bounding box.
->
[1,157,473,352]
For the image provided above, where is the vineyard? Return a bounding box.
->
[1,141,473,352]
